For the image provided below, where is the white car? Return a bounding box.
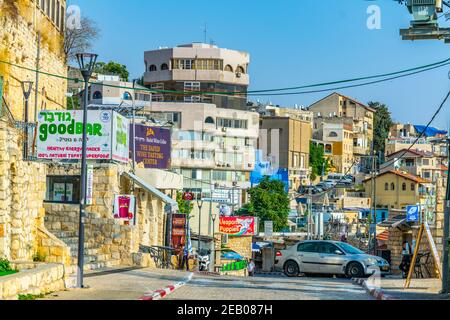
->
[274,240,390,278]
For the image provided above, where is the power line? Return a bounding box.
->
[0,57,448,97]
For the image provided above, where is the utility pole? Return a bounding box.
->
[441,134,450,293]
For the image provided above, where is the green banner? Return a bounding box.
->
[221,260,247,272]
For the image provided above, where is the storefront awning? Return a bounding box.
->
[122,171,179,213]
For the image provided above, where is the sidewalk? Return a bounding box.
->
[374,276,450,300]
[39,267,192,300]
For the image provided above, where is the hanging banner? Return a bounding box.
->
[36,110,129,163]
[86,164,94,205]
[219,216,255,236]
[113,195,136,224]
[131,124,171,169]
[112,112,130,163]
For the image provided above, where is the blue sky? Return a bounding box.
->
[68,0,450,128]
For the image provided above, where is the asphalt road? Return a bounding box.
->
[167,273,373,300]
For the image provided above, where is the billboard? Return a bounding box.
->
[36,110,129,163]
[171,214,187,250]
[112,112,129,163]
[219,216,255,236]
[113,194,136,225]
[131,124,171,169]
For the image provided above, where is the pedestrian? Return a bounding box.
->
[180,246,190,271]
[247,259,255,277]
[399,241,412,278]
[340,233,347,243]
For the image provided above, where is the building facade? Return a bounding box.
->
[309,92,375,173]
[143,43,250,110]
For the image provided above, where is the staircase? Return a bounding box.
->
[48,230,122,271]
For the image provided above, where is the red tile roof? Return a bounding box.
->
[363,170,432,184]
[386,148,433,159]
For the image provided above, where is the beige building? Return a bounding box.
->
[363,170,433,210]
[309,92,375,173]
[259,114,312,191]
[142,102,259,241]
[143,43,250,110]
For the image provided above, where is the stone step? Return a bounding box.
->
[80,259,122,271]
[48,230,78,238]
[71,253,112,263]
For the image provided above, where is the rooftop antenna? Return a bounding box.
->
[204,23,207,44]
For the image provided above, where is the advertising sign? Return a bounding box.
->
[131,125,171,169]
[219,216,255,236]
[86,164,94,205]
[171,214,186,249]
[113,195,136,224]
[37,110,112,160]
[112,112,129,163]
[406,205,420,222]
[182,192,195,201]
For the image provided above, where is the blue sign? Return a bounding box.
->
[406,205,419,222]
[250,150,289,192]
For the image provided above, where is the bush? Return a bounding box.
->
[0,258,13,272]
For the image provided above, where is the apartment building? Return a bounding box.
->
[259,112,312,191]
[309,92,375,173]
[313,117,355,174]
[143,43,250,110]
[363,170,433,210]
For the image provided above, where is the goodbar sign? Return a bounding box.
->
[37,110,129,162]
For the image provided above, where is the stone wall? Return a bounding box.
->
[0,0,67,119]
[226,236,252,261]
[0,121,48,261]
[0,262,70,300]
[36,226,71,265]
[44,163,168,267]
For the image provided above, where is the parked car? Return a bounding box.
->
[316,180,336,190]
[327,173,353,186]
[274,240,390,278]
[298,185,323,195]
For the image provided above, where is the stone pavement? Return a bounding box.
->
[375,276,450,300]
[167,273,373,300]
[39,267,191,300]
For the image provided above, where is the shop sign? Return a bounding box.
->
[221,260,247,272]
[219,216,255,236]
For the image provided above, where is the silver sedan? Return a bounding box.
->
[274,240,391,278]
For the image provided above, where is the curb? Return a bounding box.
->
[194,271,221,276]
[352,278,395,300]
[139,273,193,301]
[255,271,283,276]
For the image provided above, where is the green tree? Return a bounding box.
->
[94,61,130,81]
[369,101,393,161]
[66,94,80,110]
[236,176,289,232]
[309,142,331,181]
[176,192,194,217]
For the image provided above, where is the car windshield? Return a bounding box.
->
[337,242,363,255]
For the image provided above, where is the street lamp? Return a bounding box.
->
[75,52,98,288]
[21,80,33,160]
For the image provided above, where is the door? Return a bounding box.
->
[317,242,347,274]
[296,242,321,273]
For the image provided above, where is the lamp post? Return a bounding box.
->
[75,53,98,288]
[21,80,33,160]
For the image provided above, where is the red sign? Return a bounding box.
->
[171,214,186,250]
[219,216,255,236]
[182,192,194,201]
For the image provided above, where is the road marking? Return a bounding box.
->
[139,272,193,300]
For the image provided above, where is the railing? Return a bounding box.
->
[139,244,176,269]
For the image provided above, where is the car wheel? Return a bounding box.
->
[346,262,364,278]
[284,260,299,277]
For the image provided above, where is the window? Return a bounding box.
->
[385,183,389,191]
[225,64,233,72]
[328,131,338,138]
[40,0,45,10]
[217,118,248,129]
[161,63,169,70]
[184,82,200,92]
[45,176,80,204]
[60,3,65,31]
[205,116,214,124]
[56,1,60,28]
[297,242,318,253]
[148,64,157,72]
[422,159,429,165]
[123,92,132,100]
[93,91,102,99]
[391,183,395,190]
[318,242,340,254]
[411,183,415,191]
[46,0,50,16]
[51,0,56,23]
[402,183,406,191]
[236,66,245,74]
